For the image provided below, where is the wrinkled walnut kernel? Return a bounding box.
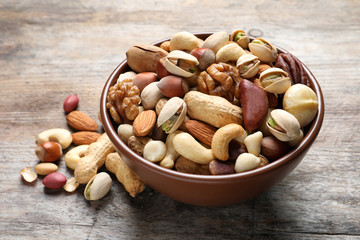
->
[106,79,141,124]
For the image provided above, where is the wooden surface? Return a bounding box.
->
[1,0,359,239]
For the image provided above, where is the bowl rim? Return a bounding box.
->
[100,32,325,183]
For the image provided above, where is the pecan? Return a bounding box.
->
[106,79,141,124]
[197,63,242,102]
[275,53,310,86]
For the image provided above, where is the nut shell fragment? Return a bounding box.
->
[63,177,79,193]
[20,167,38,183]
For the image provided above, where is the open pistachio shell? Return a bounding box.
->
[216,42,246,63]
[249,38,278,63]
[157,97,187,134]
[259,67,291,94]
[230,30,250,49]
[84,172,112,201]
[236,54,261,78]
[283,84,319,128]
[202,31,230,54]
[267,109,301,142]
[169,31,201,52]
[164,50,199,78]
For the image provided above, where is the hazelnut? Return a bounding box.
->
[261,136,290,162]
[133,72,157,92]
[156,57,171,79]
[190,48,216,71]
[35,141,63,162]
[157,75,189,98]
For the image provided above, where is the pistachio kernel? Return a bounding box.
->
[234,32,245,42]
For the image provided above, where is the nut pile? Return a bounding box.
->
[21,94,145,200]
[107,30,319,175]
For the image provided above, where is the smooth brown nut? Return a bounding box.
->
[190,48,216,71]
[239,79,269,132]
[157,75,189,98]
[63,94,79,113]
[156,57,171,79]
[261,136,290,161]
[126,44,168,73]
[42,172,67,189]
[209,160,235,175]
[35,141,62,162]
[66,111,98,131]
[132,72,157,92]
[228,139,247,162]
[133,110,156,136]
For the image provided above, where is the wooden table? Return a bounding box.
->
[1,0,359,239]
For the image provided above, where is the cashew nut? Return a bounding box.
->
[244,131,263,157]
[173,132,214,164]
[74,133,115,184]
[211,123,245,161]
[117,124,134,144]
[36,128,72,149]
[105,152,145,197]
[143,141,166,162]
[159,131,181,169]
[235,153,260,173]
[64,145,89,170]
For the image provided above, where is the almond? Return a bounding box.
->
[133,110,156,136]
[66,111,98,131]
[184,120,217,146]
[72,131,101,145]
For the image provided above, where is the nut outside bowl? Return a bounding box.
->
[100,33,324,207]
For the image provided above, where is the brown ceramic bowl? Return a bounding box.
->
[100,33,324,206]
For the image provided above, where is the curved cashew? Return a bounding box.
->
[244,131,263,157]
[159,131,182,169]
[173,132,214,164]
[64,145,89,170]
[211,124,245,161]
[36,128,72,149]
[215,42,246,63]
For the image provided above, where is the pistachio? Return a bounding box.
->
[259,67,291,94]
[249,38,278,63]
[157,97,187,134]
[236,54,260,78]
[164,50,199,77]
[84,172,112,201]
[267,109,301,142]
[231,30,250,49]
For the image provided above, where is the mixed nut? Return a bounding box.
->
[107,30,319,175]
[21,94,145,201]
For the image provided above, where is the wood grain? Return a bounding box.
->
[1,0,359,239]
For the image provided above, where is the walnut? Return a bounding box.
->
[106,79,141,124]
[197,63,242,102]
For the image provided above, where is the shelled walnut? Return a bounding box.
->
[106,78,141,124]
[197,62,242,102]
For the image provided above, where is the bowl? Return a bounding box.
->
[100,33,324,206]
